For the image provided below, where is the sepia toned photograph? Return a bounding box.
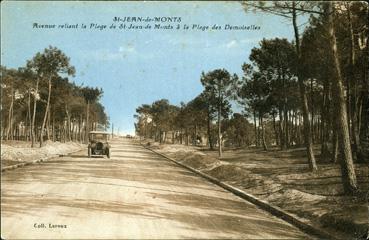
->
[1,1,368,239]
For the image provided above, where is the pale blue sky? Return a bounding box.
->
[1,1,305,135]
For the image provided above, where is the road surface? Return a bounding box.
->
[1,138,311,239]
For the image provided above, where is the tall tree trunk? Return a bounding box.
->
[260,114,268,151]
[185,128,189,145]
[179,129,182,144]
[52,111,55,142]
[17,124,20,141]
[346,3,362,162]
[75,121,78,141]
[24,106,29,141]
[326,2,358,194]
[85,101,90,143]
[66,105,71,141]
[63,122,66,143]
[279,107,284,149]
[40,76,52,147]
[345,4,353,139]
[310,78,315,144]
[272,111,279,146]
[253,109,259,147]
[17,124,20,140]
[27,90,32,141]
[321,77,331,159]
[6,87,14,140]
[357,97,363,141]
[79,115,82,142]
[283,73,289,148]
[46,107,51,140]
[31,78,39,147]
[285,109,290,148]
[292,2,318,171]
[35,124,39,143]
[331,86,340,164]
[73,121,77,141]
[218,95,222,157]
[194,124,197,146]
[207,108,213,150]
[317,114,321,143]
[332,128,339,163]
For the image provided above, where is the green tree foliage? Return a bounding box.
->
[200,69,237,157]
[134,104,154,140]
[134,1,367,195]
[239,1,367,193]
[151,99,179,143]
[223,113,254,147]
[239,38,298,150]
[135,99,179,144]
[242,0,319,171]
[298,2,368,194]
[1,48,108,145]
[26,46,76,147]
[186,93,214,147]
[238,67,271,150]
[81,86,104,142]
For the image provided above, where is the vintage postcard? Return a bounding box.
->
[1,1,368,239]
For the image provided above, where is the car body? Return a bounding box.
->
[88,131,111,158]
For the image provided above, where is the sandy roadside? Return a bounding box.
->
[1,141,85,169]
[142,140,369,239]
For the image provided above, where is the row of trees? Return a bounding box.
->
[1,46,109,146]
[135,2,368,195]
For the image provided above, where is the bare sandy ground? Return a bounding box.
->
[1,138,310,239]
[150,141,369,238]
[1,140,84,168]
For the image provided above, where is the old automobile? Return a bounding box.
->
[88,131,111,158]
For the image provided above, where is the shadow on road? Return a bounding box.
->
[1,139,309,239]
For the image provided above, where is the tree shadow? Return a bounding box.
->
[141,191,310,239]
[1,191,160,219]
[2,140,311,239]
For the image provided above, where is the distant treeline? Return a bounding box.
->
[1,46,109,146]
[135,2,368,195]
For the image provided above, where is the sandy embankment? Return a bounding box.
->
[1,140,84,168]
